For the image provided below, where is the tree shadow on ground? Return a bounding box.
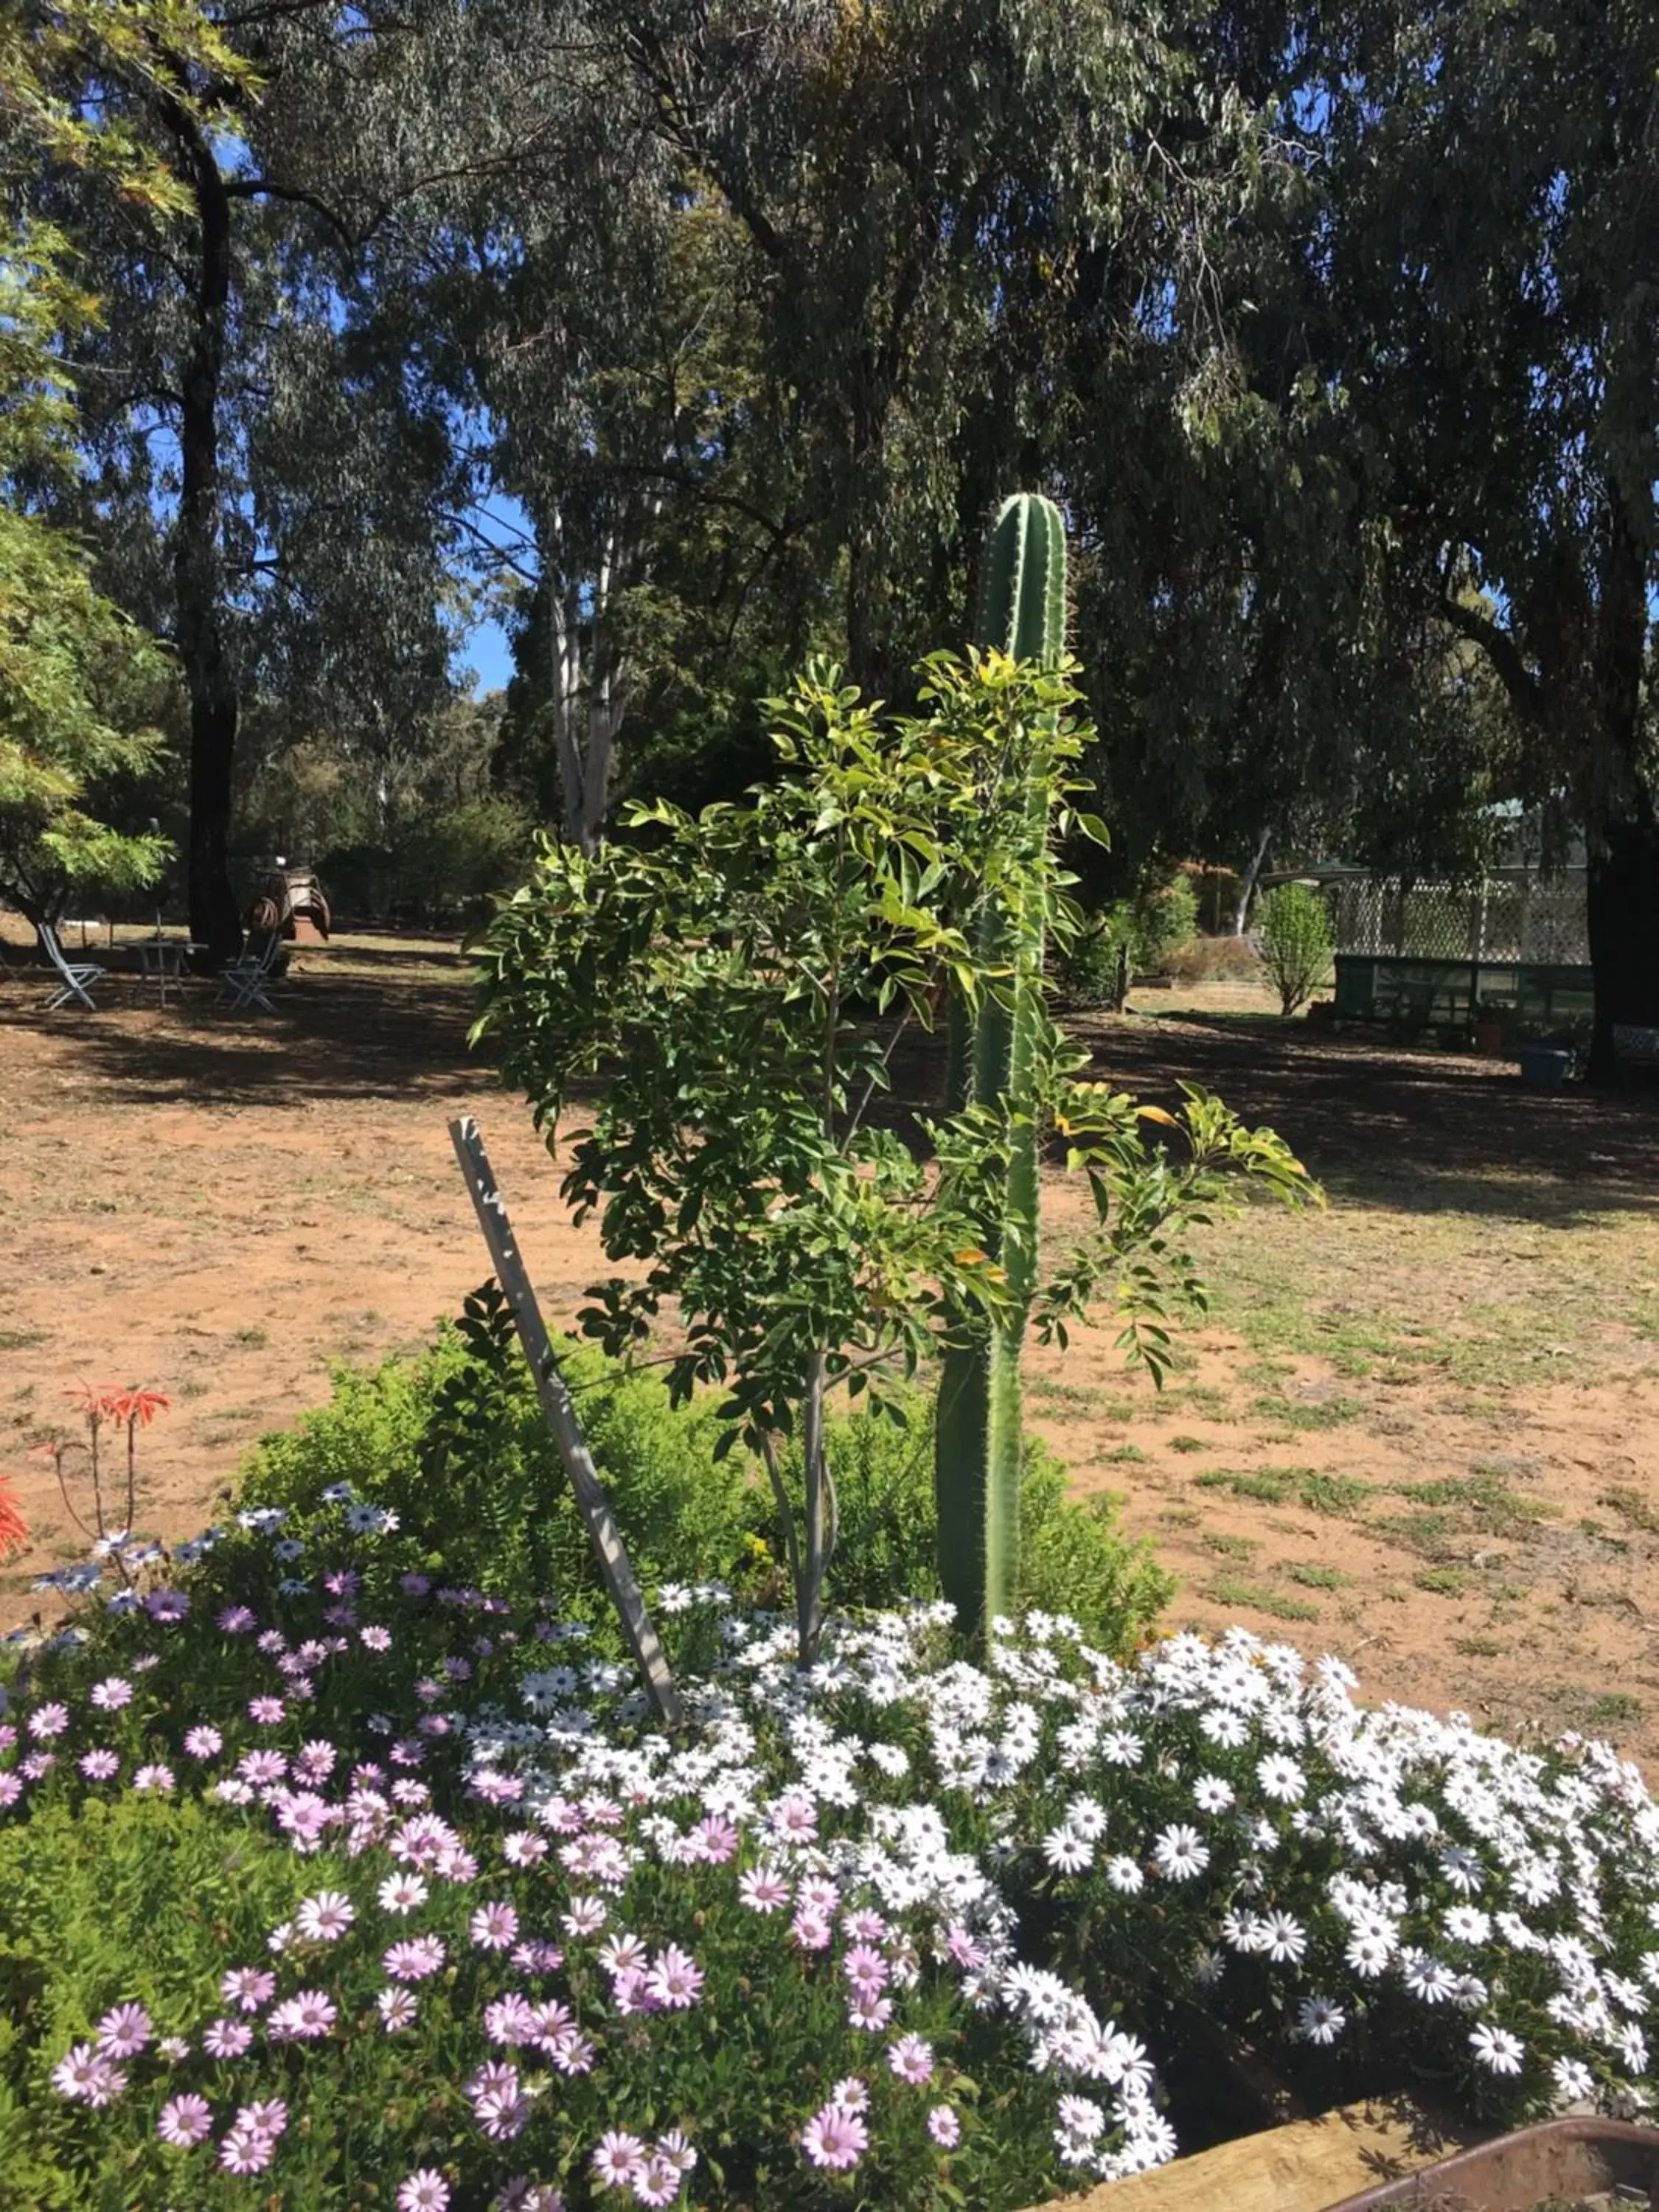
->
[1069,1009,1659,1225]
[9,967,1657,1224]
[0,966,490,1107]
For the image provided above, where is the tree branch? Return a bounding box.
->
[1429,588,1546,730]
[223,176,356,251]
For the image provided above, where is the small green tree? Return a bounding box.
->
[1257,883,1334,1015]
[475,651,1313,1663]
[0,3,226,936]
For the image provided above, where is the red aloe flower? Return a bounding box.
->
[0,1475,27,1559]
[101,1388,170,1429]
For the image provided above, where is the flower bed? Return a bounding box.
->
[4,1496,1659,2208]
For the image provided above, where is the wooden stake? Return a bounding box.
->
[448,1115,683,1726]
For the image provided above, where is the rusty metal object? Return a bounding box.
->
[243,865,331,942]
[1325,2115,1659,2209]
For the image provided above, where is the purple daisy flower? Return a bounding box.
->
[96,2003,153,2059]
[470,1900,520,1952]
[157,2093,213,2146]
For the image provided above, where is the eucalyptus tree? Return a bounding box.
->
[0,0,234,935]
[1271,0,1659,1074]
[592,0,1276,702]
[23,1,546,958]
[465,153,805,852]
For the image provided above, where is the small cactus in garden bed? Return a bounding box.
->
[935,493,1068,1647]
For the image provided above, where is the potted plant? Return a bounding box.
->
[1473,998,1507,1056]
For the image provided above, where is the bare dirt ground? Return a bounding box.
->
[3,933,1658,1765]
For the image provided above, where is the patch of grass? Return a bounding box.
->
[1414,1565,1468,1597]
[1195,1466,1368,1516]
[1295,1471,1369,1515]
[1203,1575,1320,1624]
[1202,1531,1257,1562]
[1285,1562,1351,1590]
[1168,1436,1208,1455]
[1096,1397,1137,1425]
[1160,1507,1201,1528]
[1454,1635,1504,1658]
[1599,1485,1659,1536]
[1398,1469,1558,1538]
[1102,1444,1147,1465]
[1172,1385,1234,1419]
[232,1326,270,1349]
[1026,1376,1106,1411]
[0,1326,47,1351]
[1239,1359,1295,1388]
[1579,1517,1630,1553]
[1374,1509,1460,1561]
[1196,1467,1291,1504]
[1251,1394,1365,1432]
[1585,1691,1644,1731]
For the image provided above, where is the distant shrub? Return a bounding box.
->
[1116,877,1200,975]
[1054,877,1200,1000]
[1165,934,1264,987]
[1256,883,1333,1015]
[1052,911,1128,1008]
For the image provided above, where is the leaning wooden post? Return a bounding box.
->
[448,1115,683,1728]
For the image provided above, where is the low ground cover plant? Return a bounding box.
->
[7,1489,1659,2208]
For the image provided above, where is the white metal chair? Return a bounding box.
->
[214,931,283,1013]
[39,924,107,1010]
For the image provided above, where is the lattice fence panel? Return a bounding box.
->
[1325,872,1587,964]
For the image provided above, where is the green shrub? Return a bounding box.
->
[0,1793,318,2207]
[1256,883,1333,1015]
[238,1286,756,1625]
[765,1398,1170,1654]
[239,1301,1170,1658]
[1130,875,1200,973]
[1052,911,1128,1008]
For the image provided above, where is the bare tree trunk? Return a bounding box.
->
[164,95,243,967]
[1584,487,1658,1085]
[1232,825,1273,936]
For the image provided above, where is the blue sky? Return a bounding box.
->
[459,615,514,698]
[451,489,533,699]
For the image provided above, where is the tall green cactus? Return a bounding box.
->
[936,493,1067,1645]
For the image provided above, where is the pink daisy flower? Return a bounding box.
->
[590,2130,647,2189]
[156,2093,213,2146]
[801,2102,867,2171]
[470,1900,520,1952]
[888,2033,934,2085]
[219,2126,274,2174]
[96,2003,153,2059]
[646,1944,704,2010]
[220,1966,275,2014]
